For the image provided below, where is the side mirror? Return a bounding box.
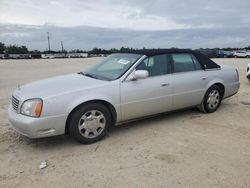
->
[134,70,149,80]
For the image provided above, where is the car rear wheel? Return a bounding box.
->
[202,85,222,113]
[69,102,111,144]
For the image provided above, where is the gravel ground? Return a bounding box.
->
[0,58,250,188]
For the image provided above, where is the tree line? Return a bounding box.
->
[1,41,250,55]
[0,42,29,54]
[0,42,142,55]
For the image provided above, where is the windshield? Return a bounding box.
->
[82,54,142,81]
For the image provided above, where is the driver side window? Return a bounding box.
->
[136,54,168,77]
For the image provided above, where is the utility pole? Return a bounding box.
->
[47,32,51,52]
[61,41,64,53]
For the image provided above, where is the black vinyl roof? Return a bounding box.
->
[124,49,192,56]
[121,49,220,69]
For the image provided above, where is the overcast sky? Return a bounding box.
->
[0,0,250,50]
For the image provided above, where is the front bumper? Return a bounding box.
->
[8,106,67,138]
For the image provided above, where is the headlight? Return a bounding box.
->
[21,99,43,117]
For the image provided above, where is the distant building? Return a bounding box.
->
[42,53,88,59]
[67,53,88,58]
[41,54,56,59]
[7,54,31,59]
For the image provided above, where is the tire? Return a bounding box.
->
[69,102,111,144]
[202,85,223,113]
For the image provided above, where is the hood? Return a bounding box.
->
[14,73,107,99]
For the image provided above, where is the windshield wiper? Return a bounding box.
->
[78,72,98,79]
[78,72,110,81]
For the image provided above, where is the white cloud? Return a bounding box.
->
[1,24,250,51]
[1,0,250,30]
[0,32,30,37]
[0,0,189,30]
[1,0,250,50]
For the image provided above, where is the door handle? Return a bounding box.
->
[161,83,169,87]
[202,77,207,80]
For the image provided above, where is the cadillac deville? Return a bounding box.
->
[8,49,240,144]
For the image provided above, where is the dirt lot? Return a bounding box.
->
[0,58,250,188]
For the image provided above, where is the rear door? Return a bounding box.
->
[170,53,208,110]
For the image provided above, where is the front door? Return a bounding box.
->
[120,54,173,121]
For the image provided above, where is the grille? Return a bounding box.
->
[12,96,19,112]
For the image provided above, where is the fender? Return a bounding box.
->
[206,78,225,91]
[66,94,121,122]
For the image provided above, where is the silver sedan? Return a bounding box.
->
[8,49,240,144]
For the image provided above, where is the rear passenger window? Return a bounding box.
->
[136,54,169,77]
[172,54,202,73]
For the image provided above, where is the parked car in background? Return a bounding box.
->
[233,51,250,58]
[247,63,250,82]
[8,49,240,144]
[216,50,233,58]
[41,54,56,59]
[67,53,88,58]
[198,49,217,58]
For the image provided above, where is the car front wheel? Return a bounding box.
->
[69,102,111,144]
